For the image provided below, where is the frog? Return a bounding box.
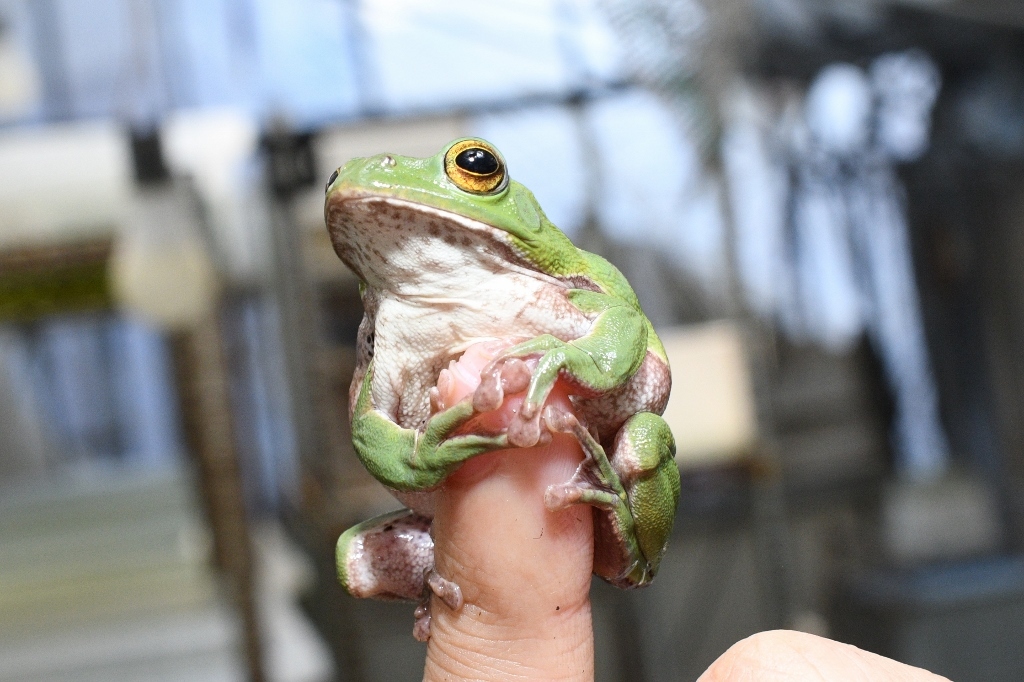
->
[326,138,680,641]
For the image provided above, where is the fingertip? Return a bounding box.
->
[699,630,952,682]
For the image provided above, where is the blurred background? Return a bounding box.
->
[1,0,1024,679]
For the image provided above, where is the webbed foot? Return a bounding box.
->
[541,406,622,512]
[472,357,531,412]
[540,406,680,588]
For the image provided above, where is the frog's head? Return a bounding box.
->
[324,138,585,291]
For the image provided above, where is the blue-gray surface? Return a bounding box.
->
[0,0,624,126]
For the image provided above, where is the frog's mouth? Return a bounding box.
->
[325,193,556,292]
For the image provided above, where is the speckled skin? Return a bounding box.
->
[326,139,681,637]
[337,510,432,601]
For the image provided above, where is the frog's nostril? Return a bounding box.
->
[326,169,340,193]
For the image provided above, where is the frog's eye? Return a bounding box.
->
[456,148,498,174]
[444,139,507,194]
[326,168,340,194]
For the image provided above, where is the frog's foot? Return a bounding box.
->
[472,357,531,412]
[469,355,549,447]
[427,568,463,611]
[338,511,467,642]
[541,407,680,588]
[541,406,624,512]
[541,404,644,588]
[508,409,553,448]
[411,569,464,642]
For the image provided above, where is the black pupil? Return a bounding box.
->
[326,169,339,193]
[455,148,499,175]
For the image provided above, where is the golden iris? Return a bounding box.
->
[444,139,507,194]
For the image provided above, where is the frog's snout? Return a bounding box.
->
[334,153,401,190]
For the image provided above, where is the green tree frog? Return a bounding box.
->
[326,138,680,640]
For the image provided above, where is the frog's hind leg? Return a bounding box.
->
[337,510,464,641]
[337,510,434,601]
[543,408,680,588]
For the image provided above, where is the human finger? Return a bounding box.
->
[423,342,596,682]
[698,630,951,682]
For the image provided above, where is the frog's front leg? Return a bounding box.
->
[351,359,510,492]
[474,292,649,447]
[543,408,680,587]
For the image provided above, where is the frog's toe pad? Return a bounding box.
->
[413,601,431,642]
[542,405,577,434]
[429,386,444,415]
[508,412,543,447]
[427,569,463,611]
[500,358,531,394]
[545,482,618,512]
[411,570,462,642]
[544,482,582,510]
[472,372,504,412]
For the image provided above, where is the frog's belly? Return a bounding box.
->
[371,274,588,429]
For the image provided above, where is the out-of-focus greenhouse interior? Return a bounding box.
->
[2,0,1024,679]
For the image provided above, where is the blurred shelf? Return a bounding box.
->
[892,0,1024,28]
[770,339,891,501]
[0,465,243,682]
[0,238,113,322]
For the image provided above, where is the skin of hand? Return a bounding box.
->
[697,630,951,682]
[422,346,949,682]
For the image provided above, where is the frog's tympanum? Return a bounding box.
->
[325,139,680,640]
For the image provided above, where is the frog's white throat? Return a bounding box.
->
[330,195,590,429]
[327,195,563,299]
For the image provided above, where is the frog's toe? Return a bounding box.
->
[427,569,463,611]
[541,406,601,458]
[544,482,580,509]
[472,357,531,413]
[544,475,619,512]
[429,386,444,415]
[508,411,543,447]
[542,404,576,434]
[413,601,431,642]
[412,569,462,641]
[499,358,531,394]
[472,370,504,412]
[540,405,628,512]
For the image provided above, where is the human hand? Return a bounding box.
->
[698,629,950,681]
[421,344,947,682]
